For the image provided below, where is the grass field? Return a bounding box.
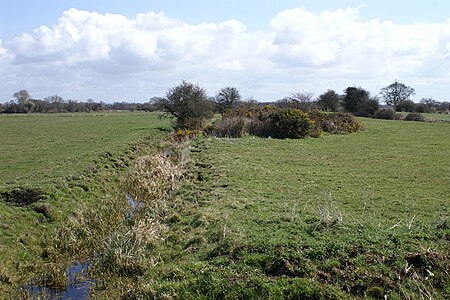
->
[1,113,449,298]
[397,112,450,122]
[136,118,449,299]
[0,112,170,187]
[0,112,171,294]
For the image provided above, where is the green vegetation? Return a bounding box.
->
[0,112,171,294]
[0,112,169,187]
[397,112,450,123]
[1,112,449,298]
[129,118,448,299]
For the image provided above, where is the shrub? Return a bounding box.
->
[174,129,200,141]
[213,116,248,138]
[157,81,214,130]
[404,112,425,122]
[373,109,398,120]
[270,108,314,139]
[247,118,273,137]
[307,110,327,138]
[396,100,416,112]
[321,112,362,133]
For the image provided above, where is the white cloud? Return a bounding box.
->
[1,7,450,102]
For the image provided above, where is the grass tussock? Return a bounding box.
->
[121,153,182,214]
[23,136,190,296]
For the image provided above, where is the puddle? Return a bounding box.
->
[23,195,142,298]
[126,193,145,211]
[24,262,93,299]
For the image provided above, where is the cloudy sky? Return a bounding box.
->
[1,0,449,102]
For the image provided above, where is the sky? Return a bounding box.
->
[0,0,449,102]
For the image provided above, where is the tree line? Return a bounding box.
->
[0,90,163,114]
[2,81,449,118]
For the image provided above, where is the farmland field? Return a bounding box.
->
[1,113,449,298]
[397,112,450,123]
[0,112,170,187]
[138,118,449,299]
[0,112,171,295]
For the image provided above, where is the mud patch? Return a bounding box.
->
[1,188,45,206]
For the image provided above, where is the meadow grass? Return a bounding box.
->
[397,111,450,122]
[0,112,170,187]
[1,113,449,298]
[0,112,171,294]
[135,117,449,299]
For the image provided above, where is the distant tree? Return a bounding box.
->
[284,92,317,111]
[357,96,379,117]
[13,90,30,103]
[343,87,369,113]
[158,81,213,129]
[438,101,450,113]
[215,87,241,114]
[416,97,439,113]
[44,95,65,112]
[395,99,416,112]
[380,81,415,110]
[317,89,341,112]
[23,101,35,113]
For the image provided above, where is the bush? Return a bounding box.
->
[321,112,362,133]
[374,109,398,120]
[404,113,425,122]
[158,81,214,130]
[213,116,248,138]
[270,108,314,139]
[247,118,273,137]
[396,100,416,112]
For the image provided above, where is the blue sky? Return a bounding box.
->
[1,0,449,102]
[1,0,448,39]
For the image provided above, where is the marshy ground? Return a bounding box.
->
[0,113,449,299]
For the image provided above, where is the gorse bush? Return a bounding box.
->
[209,106,362,139]
[320,112,362,133]
[271,108,314,139]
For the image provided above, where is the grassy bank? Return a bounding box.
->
[1,114,449,298]
[0,112,171,295]
[133,118,449,299]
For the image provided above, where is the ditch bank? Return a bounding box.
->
[15,137,190,299]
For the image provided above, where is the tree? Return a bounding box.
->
[395,99,416,112]
[13,90,30,103]
[380,81,415,110]
[159,81,213,129]
[284,92,317,111]
[215,87,241,114]
[343,87,369,114]
[317,89,341,112]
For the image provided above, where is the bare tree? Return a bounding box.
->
[13,90,30,103]
[215,87,241,113]
[380,81,415,110]
[284,92,317,111]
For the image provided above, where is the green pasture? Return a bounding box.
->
[0,112,170,294]
[0,112,449,298]
[0,112,170,187]
[143,117,450,299]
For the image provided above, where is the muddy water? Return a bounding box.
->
[25,262,92,299]
[24,194,142,299]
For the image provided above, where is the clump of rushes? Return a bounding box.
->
[121,152,182,214]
